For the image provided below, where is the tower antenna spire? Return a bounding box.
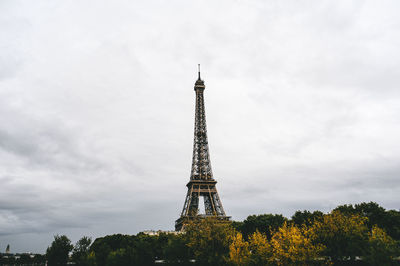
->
[198,64,201,80]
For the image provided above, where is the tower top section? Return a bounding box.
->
[194,64,205,90]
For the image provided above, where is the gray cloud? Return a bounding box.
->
[1,0,400,253]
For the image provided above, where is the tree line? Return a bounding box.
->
[1,202,399,265]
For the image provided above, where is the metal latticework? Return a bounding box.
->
[190,85,213,180]
[175,69,229,231]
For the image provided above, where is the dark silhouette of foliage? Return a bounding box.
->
[89,233,155,266]
[231,220,244,232]
[46,235,73,266]
[364,225,399,266]
[291,210,323,227]
[33,254,46,264]
[334,201,400,241]
[163,233,191,264]
[38,202,400,266]
[185,217,234,266]
[72,236,92,266]
[312,211,369,262]
[241,214,288,239]
[385,210,400,240]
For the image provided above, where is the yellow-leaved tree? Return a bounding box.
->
[248,230,272,265]
[229,223,325,265]
[364,225,400,265]
[270,222,325,265]
[185,217,234,265]
[229,232,251,266]
[312,210,369,262]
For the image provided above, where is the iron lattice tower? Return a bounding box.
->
[175,66,229,231]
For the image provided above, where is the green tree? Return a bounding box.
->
[131,234,155,266]
[106,248,131,266]
[163,234,190,264]
[152,233,169,260]
[72,236,92,266]
[33,254,46,264]
[92,242,111,266]
[231,221,244,232]
[90,234,133,266]
[90,234,155,266]
[241,214,287,239]
[46,235,73,266]
[0,255,15,265]
[291,210,323,227]
[87,251,97,266]
[333,203,358,216]
[334,202,400,241]
[312,211,369,262]
[354,202,386,228]
[17,253,33,265]
[364,225,400,266]
[384,209,400,240]
[185,217,234,266]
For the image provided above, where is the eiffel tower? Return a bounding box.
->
[175,66,229,231]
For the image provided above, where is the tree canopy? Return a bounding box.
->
[46,235,73,266]
[22,201,399,266]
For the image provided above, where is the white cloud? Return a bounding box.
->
[1,0,400,253]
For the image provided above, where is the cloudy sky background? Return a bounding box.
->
[1,0,400,253]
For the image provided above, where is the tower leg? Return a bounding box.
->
[188,193,199,215]
[204,194,214,215]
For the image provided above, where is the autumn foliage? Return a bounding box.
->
[184,205,400,265]
[227,207,400,265]
[28,202,400,266]
[229,222,326,265]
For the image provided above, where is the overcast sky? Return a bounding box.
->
[1,0,400,253]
